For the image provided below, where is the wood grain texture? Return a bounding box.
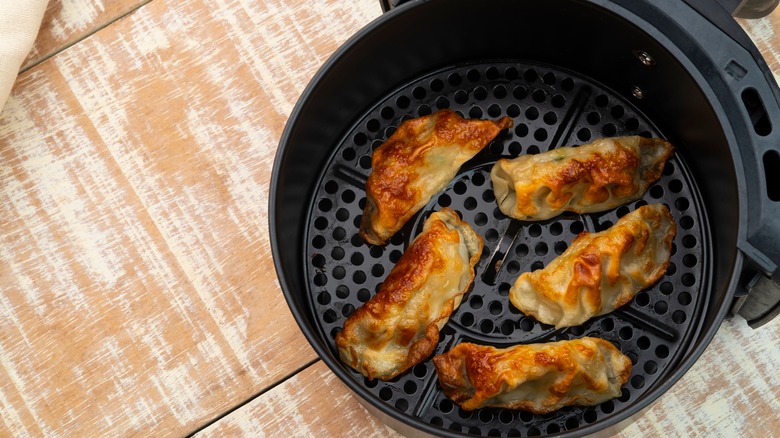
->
[2,0,780,437]
[195,4,780,438]
[198,361,399,438]
[1,0,378,436]
[196,318,780,438]
[22,0,151,71]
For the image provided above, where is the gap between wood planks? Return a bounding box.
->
[185,357,322,436]
[20,0,155,73]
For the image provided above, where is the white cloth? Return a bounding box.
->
[0,0,49,110]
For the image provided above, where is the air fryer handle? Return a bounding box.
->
[382,0,779,17]
[717,0,780,17]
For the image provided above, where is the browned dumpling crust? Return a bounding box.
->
[491,136,674,221]
[433,338,632,413]
[510,204,676,328]
[337,208,484,380]
[360,109,512,245]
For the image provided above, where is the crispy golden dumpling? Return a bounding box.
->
[336,208,483,380]
[510,204,676,328]
[491,136,674,221]
[360,109,512,245]
[433,338,632,413]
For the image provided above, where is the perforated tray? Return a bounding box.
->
[304,61,710,437]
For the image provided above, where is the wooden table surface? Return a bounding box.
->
[1,1,779,437]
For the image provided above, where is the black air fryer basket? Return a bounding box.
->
[270,0,780,436]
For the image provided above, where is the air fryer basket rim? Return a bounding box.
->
[270,0,778,436]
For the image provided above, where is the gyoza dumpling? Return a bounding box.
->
[510,204,676,328]
[360,109,512,245]
[433,337,632,413]
[491,136,674,221]
[337,208,483,380]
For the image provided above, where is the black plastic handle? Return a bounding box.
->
[381,0,779,17]
[722,0,780,17]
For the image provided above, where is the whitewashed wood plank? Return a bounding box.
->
[197,361,401,438]
[0,0,381,436]
[23,0,151,70]
[196,317,780,437]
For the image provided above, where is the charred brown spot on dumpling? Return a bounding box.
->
[491,136,675,221]
[434,338,631,414]
[509,204,676,328]
[361,109,512,245]
[339,209,484,380]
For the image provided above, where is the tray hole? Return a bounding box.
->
[543,111,557,125]
[317,291,331,305]
[467,68,481,82]
[520,318,535,331]
[439,399,454,413]
[600,318,614,331]
[741,87,772,136]
[516,243,529,257]
[482,189,496,203]
[673,310,687,324]
[454,90,468,104]
[474,86,489,100]
[577,128,592,142]
[493,84,507,99]
[551,94,566,108]
[478,410,494,423]
[323,309,337,323]
[499,410,515,424]
[513,85,528,100]
[515,123,529,137]
[500,320,515,335]
[763,150,780,201]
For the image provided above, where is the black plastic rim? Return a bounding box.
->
[302,61,712,437]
